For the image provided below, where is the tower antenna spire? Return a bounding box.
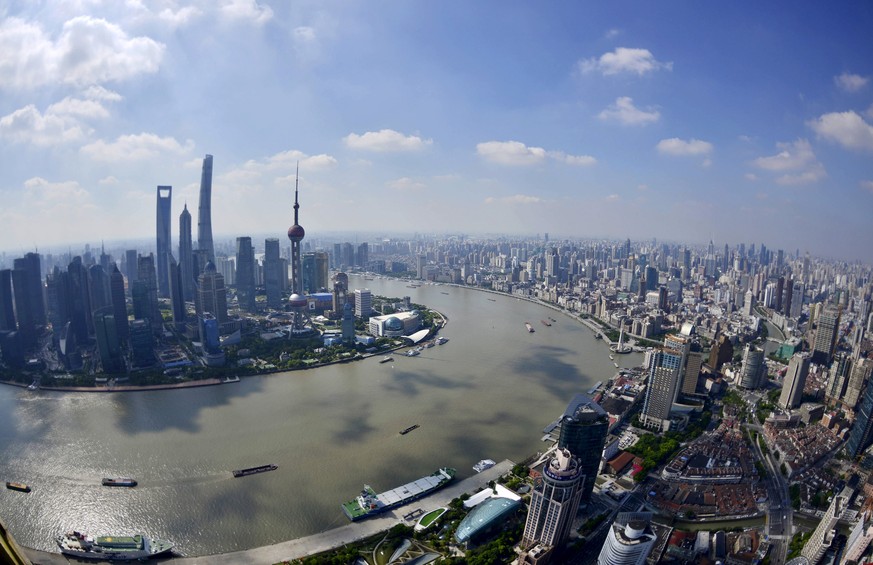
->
[293,161,300,225]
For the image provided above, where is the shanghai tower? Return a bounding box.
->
[197,154,215,263]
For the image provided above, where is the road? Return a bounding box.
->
[745,420,792,565]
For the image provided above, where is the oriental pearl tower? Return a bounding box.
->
[287,164,312,335]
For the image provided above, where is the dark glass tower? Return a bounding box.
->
[156,185,172,297]
[264,238,281,309]
[179,203,194,302]
[235,236,256,312]
[109,264,128,343]
[197,155,215,263]
[847,361,873,458]
[66,256,92,345]
[0,269,16,331]
[558,393,609,503]
[12,252,46,347]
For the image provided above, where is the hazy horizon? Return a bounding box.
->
[2,2,872,262]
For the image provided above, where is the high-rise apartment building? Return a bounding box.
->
[235,237,256,313]
[558,394,608,503]
[264,238,282,309]
[156,185,172,297]
[179,203,194,302]
[812,306,841,365]
[681,351,704,396]
[846,360,873,458]
[738,345,766,389]
[825,352,852,405]
[801,489,850,563]
[641,348,683,431]
[521,448,584,555]
[354,288,372,319]
[842,357,871,410]
[778,353,810,410]
[197,155,215,262]
[597,512,657,565]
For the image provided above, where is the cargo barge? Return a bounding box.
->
[341,467,456,521]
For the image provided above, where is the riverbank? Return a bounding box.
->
[0,307,449,395]
[22,460,513,564]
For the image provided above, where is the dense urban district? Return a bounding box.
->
[2,157,873,565]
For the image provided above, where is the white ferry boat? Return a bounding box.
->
[473,459,496,473]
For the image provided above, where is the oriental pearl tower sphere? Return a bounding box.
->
[287,164,311,335]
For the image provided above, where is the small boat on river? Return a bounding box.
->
[233,464,278,478]
[400,424,420,435]
[102,477,137,487]
[6,481,31,493]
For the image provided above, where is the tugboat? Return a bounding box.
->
[525,322,535,333]
[102,477,137,487]
[379,356,394,363]
[400,424,420,435]
[232,464,278,478]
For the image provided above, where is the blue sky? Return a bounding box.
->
[1,1,872,260]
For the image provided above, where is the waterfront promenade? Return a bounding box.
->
[23,460,514,565]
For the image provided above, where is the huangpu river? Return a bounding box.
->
[0,276,641,556]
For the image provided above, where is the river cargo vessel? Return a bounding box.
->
[341,467,456,521]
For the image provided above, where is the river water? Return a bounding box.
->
[0,276,641,556]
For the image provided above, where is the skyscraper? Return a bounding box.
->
[93,306,123,373]
[558,394,608,504]
[801,489,850,563]
[844,358,873,409]
[109,264,128,343]
[168,256,186,331]
[66,256,92,345]
[812,306,841,365]
[738,345,766,389]
[521,448,584,554]
[641,348,683,431]
[156,185,172,297]
[597,512,657,565]
[778,353,810,410]
[847,365,873,459]
[0,269,15,331]
[124,249,138,295]
[179,203,194,302]
[134,254,161,333]
[235,236,256,313]
[12,252,46,347]
[197,154,215,262]
[357,242,369,268]
[197,262,228,324]
[264,238,281,309]
[354,288,372,318]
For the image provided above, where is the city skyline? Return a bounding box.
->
[1,2,872,261]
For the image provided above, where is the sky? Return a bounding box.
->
[1,1,872,261]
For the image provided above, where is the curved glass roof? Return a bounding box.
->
[454,497,522,543]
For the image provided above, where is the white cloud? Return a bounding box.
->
[745,173,758,181]
[605,194,620,201]
[579,47,672,76]
[484,194,543,205]
[157,6,203,27]
[0,104,89,145]
[477,141,596,166]
[656,138,713,156]
[0,16,164,89]
[24,177,92,206]
[387,177,426,191]
[861,180,873,194]
[605,28,621,39]
[834,73,869,93]
[81,132,194,161]
[598,97,660,126]
[550,151,597,166]
[99,176,119,185]
[807,110,873,152]
[265,149,338,170]
[344,129,433,152]
[477,141,545,165]
[867,104,873,119]
[752,139,826,185]
[220,0,274,25]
